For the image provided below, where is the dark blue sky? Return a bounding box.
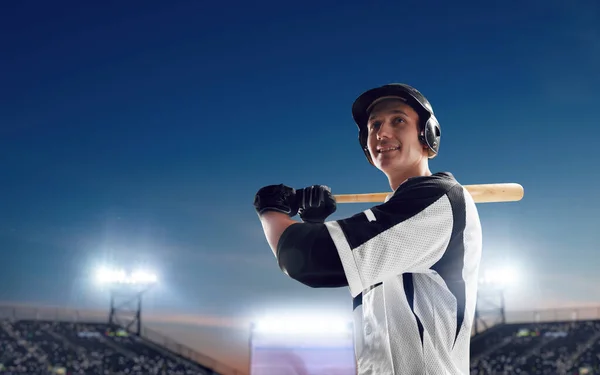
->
[1,0,599,370]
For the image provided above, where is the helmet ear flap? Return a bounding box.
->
[420,116,441,158]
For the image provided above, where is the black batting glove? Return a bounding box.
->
[296,185,337,223]
[253,184,299,216]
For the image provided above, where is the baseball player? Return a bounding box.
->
[253,83,483,374]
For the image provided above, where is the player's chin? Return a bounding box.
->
[374,158,399,172]
[375,151,401,163]
[377,156,412,173]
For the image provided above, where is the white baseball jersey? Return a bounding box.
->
[276,172,483,375]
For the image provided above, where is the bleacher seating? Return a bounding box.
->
[470,319,600,375]
[0,319,216,375]
[0,321,44,374]
[3,317,600,375]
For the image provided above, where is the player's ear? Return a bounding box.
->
[418,131,427,150]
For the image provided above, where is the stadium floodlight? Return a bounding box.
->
[252,314,352,336]
[94,265,158,336]
[129,270,158,285]
[478,266,519,289]
[94,266,158,286]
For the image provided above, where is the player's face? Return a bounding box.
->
[366,99,427,174]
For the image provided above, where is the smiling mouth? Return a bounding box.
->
[377,146,400,153]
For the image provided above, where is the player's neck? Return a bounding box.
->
[387,163,431,191]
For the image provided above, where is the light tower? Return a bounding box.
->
[94,267,158,336]
[474,267,517,334]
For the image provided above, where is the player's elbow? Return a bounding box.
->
[276,223,348,288]
[277,246,319,287]
[278,252,343,288]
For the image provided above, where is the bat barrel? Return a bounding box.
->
[465,183,524,203]
[333,183,524,204]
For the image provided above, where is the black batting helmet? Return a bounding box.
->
[351,83,441,165]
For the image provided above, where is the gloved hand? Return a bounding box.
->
[296,185,337,223]
[253,184,299,216]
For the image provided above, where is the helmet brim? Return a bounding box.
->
[352,85,417,130]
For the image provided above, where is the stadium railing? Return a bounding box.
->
[471,305,600,337]
[140,324,244,375]
[505,306,600,324]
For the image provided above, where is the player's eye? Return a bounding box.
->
[368,121,381,131]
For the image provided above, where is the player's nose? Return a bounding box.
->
[376,120,394,139]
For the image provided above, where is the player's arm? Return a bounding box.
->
[254,184,348,288]
[275,220,347,288]
[324,175,481,297]
[257,211,297,258]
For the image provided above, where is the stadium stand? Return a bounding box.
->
[470,319,600,374]
[2,303,600,375]
[0,319,223,375]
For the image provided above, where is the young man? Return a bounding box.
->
[253,83,482,374]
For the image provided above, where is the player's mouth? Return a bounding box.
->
[377,146,401,153]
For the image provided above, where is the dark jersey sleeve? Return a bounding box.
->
[276,222,349,288]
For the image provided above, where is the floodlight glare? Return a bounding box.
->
[253,315,352,336]
[95,267,126,284]
[130,270,158,284]
[479,266,519,288]
[94,266,157,286]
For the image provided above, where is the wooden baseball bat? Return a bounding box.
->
[334,183,524,204]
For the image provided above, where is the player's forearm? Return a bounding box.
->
[258,211,298,257]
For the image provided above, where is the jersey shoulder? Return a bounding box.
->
[333,172,466,250]
[385,171,461,206]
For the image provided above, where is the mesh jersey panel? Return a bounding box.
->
[324,172,482,375]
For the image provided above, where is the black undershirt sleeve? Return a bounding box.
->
[276,222,349,288]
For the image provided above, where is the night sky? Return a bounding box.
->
[2,0,599,372]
